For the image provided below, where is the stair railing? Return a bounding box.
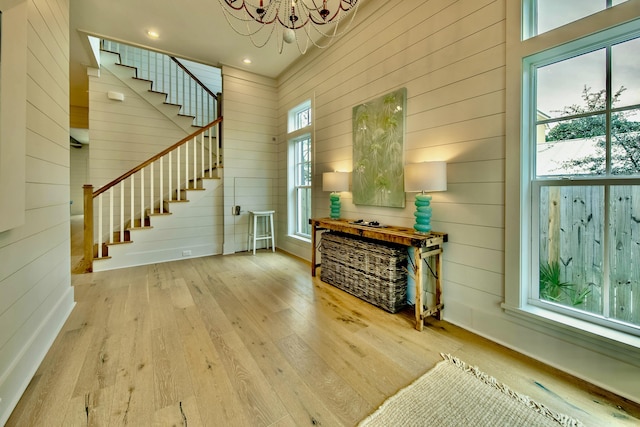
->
[102,39,219,127]
[83,117,222,271]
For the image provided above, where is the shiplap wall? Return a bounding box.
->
[70,105,88,128]
[277,0,505,259]
[276,0,639,402]
[0,0,74,424]
[69,144,88,215]
[88,67,189,188]
[221,66,278,254]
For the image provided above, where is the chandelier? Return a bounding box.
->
[218,0,360,54]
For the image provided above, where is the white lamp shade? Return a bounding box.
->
[404,161,447,193]
[323,172,349,192]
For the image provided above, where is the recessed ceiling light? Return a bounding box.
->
[242,58,252,64]
[147,30,160,39]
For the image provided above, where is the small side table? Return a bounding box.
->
[310,218,447,331]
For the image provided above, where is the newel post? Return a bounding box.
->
[83,184,94,272]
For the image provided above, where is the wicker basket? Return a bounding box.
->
[320,231,407,313]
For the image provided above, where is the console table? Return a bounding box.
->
[310,218,447,331]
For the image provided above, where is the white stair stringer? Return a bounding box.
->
[99,50,200,134]
[93,177,223,272]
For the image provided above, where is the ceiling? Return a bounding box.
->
[70,0,341,109]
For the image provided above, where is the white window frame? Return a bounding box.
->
[504,1,640,356]
[527,32,640,337]
[287,100,313,241]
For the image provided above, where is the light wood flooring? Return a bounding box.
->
[6,224,640,426]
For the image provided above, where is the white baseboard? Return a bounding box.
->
[0,286,75,426]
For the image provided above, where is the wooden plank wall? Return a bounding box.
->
[88,67,189,188]
[221,66,278,254]
[0,0,75,424]
[69,144,88,215]
[277,0,505,302]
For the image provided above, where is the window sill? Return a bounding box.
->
[501,303,640,368]
[287,234,311,244]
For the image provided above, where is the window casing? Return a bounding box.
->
[523,12,640,335]
[288,100,312,240]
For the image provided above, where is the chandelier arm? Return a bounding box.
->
[218,0,360,54]
[306,3,359,41]
[218,0,278,46]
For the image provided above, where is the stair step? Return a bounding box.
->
[108,240,133,246]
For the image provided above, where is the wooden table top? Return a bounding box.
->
[310,218,447,248]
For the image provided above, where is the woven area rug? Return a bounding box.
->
[358,354,584,427]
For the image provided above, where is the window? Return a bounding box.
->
[288,100,312,239]
[525,22,640,333]
[524,0,629,38]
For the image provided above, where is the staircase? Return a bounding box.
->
[83,42,224,272]
[101,40,220,128]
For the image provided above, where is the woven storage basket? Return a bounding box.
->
[320,231,407,313]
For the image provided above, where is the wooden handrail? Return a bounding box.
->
[171,56,218,101]
[93,116,222,198]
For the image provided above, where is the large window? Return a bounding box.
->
[525,21,640,333]
[288,100,312,239]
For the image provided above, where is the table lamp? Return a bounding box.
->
[323,172,349,219]
[404,161,447,234]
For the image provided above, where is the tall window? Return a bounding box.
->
[288,100,312,239]
[525,20,640,333]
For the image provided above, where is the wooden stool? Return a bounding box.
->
[248,210,275,255]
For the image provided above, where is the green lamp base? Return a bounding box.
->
[329,193,341,219]
[413,193,432,234]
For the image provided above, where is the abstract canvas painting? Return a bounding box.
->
[352,88,406,207]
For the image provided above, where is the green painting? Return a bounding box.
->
[352,88,406,207]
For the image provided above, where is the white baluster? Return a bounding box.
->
[200,133,205,178]
[216,124,220,171]
[130,174,135,228]
[185,139,189,190]
[160,156,164,214]
[177,146,181,201]
[98,194,103,258]
[169,151,173,202]
[150,162,155,215]
[193,136,197,186]
[141,167,145,227]
[212,123,220,171]
[120,183,124,242]
[109,187,114,244]
[208,126,213,178]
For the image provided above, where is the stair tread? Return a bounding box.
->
[128,226,154,230]
[107,240,133,246]
[147,212,172,216]
[166,199,190,203]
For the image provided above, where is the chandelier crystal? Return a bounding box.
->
[218,0,360,54]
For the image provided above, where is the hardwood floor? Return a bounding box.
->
[7,247,640,426]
